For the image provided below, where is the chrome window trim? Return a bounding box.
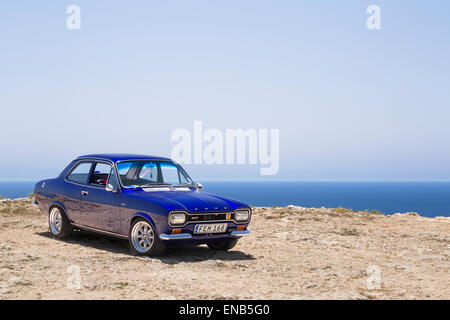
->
[88,160,114,189]
[65,158,121,191]
[65,160,95,186]
[106,166,120,190]
[167,208,251,228]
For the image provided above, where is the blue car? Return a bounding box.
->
[34,154,251,256]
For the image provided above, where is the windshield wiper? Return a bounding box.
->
[171,183,195,188]
[140,183,172,188]
[132,183,194,190]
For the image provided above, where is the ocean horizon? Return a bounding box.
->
[1,181,449,218]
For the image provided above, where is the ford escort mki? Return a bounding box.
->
[34,154,251,256]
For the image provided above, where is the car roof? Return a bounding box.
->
[76,153,172,163]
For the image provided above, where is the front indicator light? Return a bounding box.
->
[172,228,182,234]
[237,225,246,231]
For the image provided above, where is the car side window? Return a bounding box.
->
[67,162,93,185]
[89,162,112,187]
[107,167,119,190]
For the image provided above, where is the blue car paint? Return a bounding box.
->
[34,154,251,245]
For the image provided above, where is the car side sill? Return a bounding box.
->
[72,224,128,239]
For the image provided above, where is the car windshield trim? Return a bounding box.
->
[115,160,194,189]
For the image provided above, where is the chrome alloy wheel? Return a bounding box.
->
[131,221,154,253]
[49,207,63,235]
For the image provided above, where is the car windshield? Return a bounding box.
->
[116,160,194,188]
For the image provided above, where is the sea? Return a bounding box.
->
[1,181,449,218]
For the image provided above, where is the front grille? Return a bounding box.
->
[187,212,234,223]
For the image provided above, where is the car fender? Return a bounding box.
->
[130,212,159,234]
[49,200,68,215]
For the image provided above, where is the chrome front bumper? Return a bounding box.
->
[230,229,251,236]
[159,233,192,240]
[160,229,251,240]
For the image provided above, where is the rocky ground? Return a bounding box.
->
[0,198,448,299]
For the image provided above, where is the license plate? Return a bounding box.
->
[194,223,227,234]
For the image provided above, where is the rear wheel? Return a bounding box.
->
[207,239,238,251]
[128,218,165,256]
[48,207,73,238]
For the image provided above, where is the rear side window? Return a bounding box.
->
[67,162,93,184]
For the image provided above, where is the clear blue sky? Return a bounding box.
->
[1,1,449,181]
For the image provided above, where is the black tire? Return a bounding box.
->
[207,239,238,251]
[48,206,73,239]
[128,218,165,256]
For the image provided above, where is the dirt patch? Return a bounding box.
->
[0,199,449,299]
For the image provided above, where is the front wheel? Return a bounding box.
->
[128,218,165,256]
[207,239,238,251]
[48,206,73,238]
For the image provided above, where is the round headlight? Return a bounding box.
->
[235,209,249,222]
[169,212,186,226]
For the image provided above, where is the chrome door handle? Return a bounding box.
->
[81,191,89,196]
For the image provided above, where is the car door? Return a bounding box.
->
[80,162,121,232]
[64,161,94,224]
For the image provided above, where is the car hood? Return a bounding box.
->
[126,189,249,213]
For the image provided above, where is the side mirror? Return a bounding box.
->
[106,184,119,194]
[196,183,203,190]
